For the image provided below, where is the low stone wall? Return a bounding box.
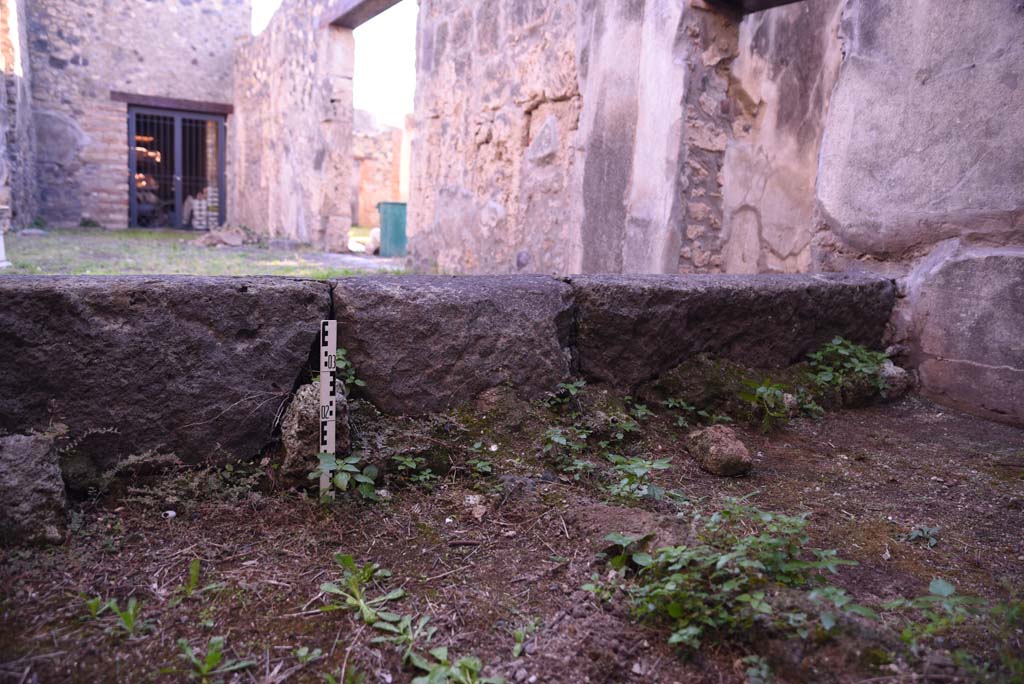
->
[0,272,905,485]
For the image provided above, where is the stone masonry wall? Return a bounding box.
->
[812,0,1024,425]
[719,0,844,274]
[229,0,353,250]
[26,0,250,228]
[352,109,401,228]
[410,0,744,276]
[719,0,1024,424]
[408,0,581,274]
[1,0,36,229]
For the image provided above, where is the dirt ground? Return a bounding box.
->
[1,391,1022,684]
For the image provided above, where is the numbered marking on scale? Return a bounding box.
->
[319,320,337,498]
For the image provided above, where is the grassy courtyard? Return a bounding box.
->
[3,228,402,279]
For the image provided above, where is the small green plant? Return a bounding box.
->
[605,414,641,441]
[902,524,940,548]
[627,400,655,421]
[170,558,224,606]
[320,553,405,624]
[605,453,672,500]
[593,502,861,651]
[467,458,493,475]
[311,453,379,502]
[82,595,111,620]
[177,636,255,683]
[323,669,368,684]
[663,398,732,429]
[372,614,437,663]
[293,646,323,665]
[742,655,773,684]
[794,387,824,418]
[511,619,539,658]
[107,597,154,638]
[336,347,366,392]
[883,578,984,653]
[542,426,594,479]
[409,647,504,684]
[79,217,102,228]
[739,379,790,432]
[546,380,586,407]
[392,454,439,486]
[808,337,889,394]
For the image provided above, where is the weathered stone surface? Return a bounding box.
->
[352,110,404,228]
[685,425,752,477]
[24,0,250,227]
[816,0,1024,259]
[721,0,844,274]
[408,0,580,275]
[332,276,574,414]
[0,433,67,545]
[1,0,37,230]
[0,276,330,472]
[571,272,895,387]
[879,360,911,402]
[280,383,350,482]
[905,246,1024,425]
[230,0,355,250]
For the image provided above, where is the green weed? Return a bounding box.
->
[605,453,672,500]
[409,647,503,684]
[808,337,889,395]
[107,597,154,638]
[320,554,405,624]
[177,636,255,683]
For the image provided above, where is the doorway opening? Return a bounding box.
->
[129,107,226,229]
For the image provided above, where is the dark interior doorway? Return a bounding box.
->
[129,107,226,228]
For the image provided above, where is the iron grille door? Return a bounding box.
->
[128,107,226,228]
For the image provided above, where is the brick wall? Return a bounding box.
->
[26,0,250,228]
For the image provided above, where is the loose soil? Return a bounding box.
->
[1,393,1022,684]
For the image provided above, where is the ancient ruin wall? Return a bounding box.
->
[407,0,581,275]
[229,0,353,250]
[0,0,36,229]
[352,110,402,227]
[719,0,844,274]
[811,0,1024,424]
[25,0,250,228]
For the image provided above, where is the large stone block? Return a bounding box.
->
[332,276,574,414]
[0,276,330,473]
[908,246,1024,425]
[816,0,1024,257]
[0,433,67,546]
[570,272,894,387]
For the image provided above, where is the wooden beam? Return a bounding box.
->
[321,0,403,29]
[110,91,233,115]
[707,0,806,14]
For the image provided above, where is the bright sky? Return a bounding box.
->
[251,0,417,129]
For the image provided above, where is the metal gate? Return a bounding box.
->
[128,107,226,228]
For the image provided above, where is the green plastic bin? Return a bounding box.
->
[377,201,407,257]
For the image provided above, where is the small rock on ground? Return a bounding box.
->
[685,425,753,477]
[0,433,67,545]
[880,360,912,400]
[280,383,349,483]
